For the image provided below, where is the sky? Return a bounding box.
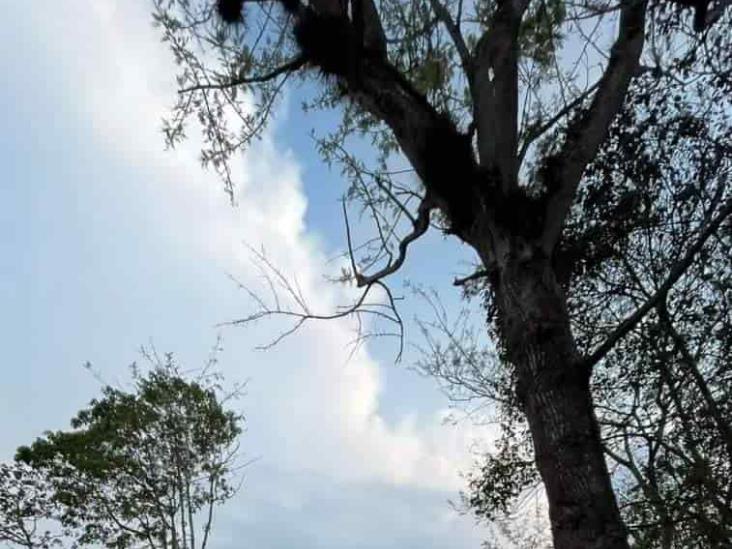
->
[0,1,499,547]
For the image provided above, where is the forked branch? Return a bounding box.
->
[346,196,433,287]
[224,246,406,359]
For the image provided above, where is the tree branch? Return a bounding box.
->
[656,299,732,463]
[582,194,732,369]
[351,196,433,286]
[542,0,648,252]
[178,56,306,94]
[344,55,478,231]
[472,0,529,190]
[427,0,472,82]
[453,268,489,286]
[517,80,601,167]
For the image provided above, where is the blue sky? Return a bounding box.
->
[1,1,497,547]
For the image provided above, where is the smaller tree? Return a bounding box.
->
[14,352,244,549]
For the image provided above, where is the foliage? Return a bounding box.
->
[14,353,243,549]
[0,462,62,548]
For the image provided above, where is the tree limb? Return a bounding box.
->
[427,0,473,82]
[517,80,601,167]
[472,0,529,190]
[344,55,478,230]
[351,196,433,286]
[178,56,306,94]
[542,0,648,252]
[453,268,489,286]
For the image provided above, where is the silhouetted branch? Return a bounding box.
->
[178,56,306,93]
[543,0,648,251]
[347,196,433,287]
[453,269,489,286]
[517,81,601,166]
[583,193,732,369]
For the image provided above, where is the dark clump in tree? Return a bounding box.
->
[216,0,245,23]
[419,113,480,233]
[293,9,359,76]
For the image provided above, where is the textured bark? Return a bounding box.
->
[492,251,629,549]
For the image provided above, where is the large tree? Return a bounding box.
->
[455,131,732,546]
[153,0,731,546]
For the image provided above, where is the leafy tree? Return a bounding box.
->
[15,353,243,549]
[152,0,731,546]
[0,462,62,548]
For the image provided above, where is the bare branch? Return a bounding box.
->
[224,247,405,358]
[453,268,489,286]
[352,196,433,286]
[178,56,306,94]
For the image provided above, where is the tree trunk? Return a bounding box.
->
[494,252,629,549]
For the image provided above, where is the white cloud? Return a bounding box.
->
[13,0,495,542]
